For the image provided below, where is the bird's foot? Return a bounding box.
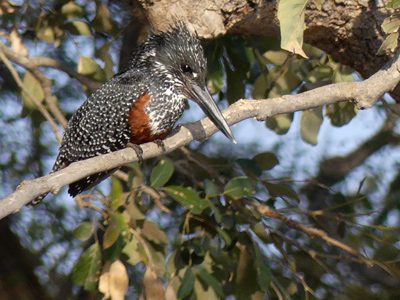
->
[126,142,144,163]
[153,139,166,152]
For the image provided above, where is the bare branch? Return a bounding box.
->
[0,47,63,142]
[1,50,400,220]
[252,202,373,267]
[0,42,102,93]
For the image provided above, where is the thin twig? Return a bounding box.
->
[0,42,101,92]
[29,68,68,128]
[112,170,172,214]
[0,47,63,143]
[253,202,374,267]
[75,195,108,219]
[140,184,172,214]
[270,281,284,300]
[130,228,156,271]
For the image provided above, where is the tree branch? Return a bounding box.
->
[0,42,102,94]
[252,202,373,267]
[133,0,391,83]
[1,50,400,220]
[318,113,400,185]
[0,47,63,142]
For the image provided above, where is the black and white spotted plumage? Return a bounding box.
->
[30,22,235,205]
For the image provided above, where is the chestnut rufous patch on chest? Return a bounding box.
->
[128,93,171,144]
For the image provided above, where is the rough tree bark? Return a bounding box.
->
[126,0,398,98]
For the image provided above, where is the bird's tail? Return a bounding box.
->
[28,193,49,207]
[27,158,67,206]
[27,162,118,206]
[68,168,119,197]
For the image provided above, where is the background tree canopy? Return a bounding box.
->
[1,0,400,299]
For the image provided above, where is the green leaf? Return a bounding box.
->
[224,177,255,199]
[250,36,282,54]
[266,113,293,135]
[267,66,303,97]
[78,55,104,76]
[103,213,126,249]
[177,267,195,298]
[150,158,174,187]
[387,0,400,8]
[73,222,93,241]
[263,50,289,65]
[21,71,45,112]
[209,201,222,224]
[307,65,333,83]
[326,102,357,127]
[237,158,262,177]
[252,241,272,291]
[95,42,115,80]
[252,73,269,99]
[303,43,324,59]
[204,40,224,94]
[251,223,271,244]
[128,162,143,189]
[91,1,119,35]
[126,199,146,221]
[197,268,224,298]
[72,243,102,291]
[64,20,92,36]
[377,32,399,55]
[278,0,309,58]
[382,13,400,34]
[37,26,55,44]
[223,35,249,104]
[235,248,262,299]
[77,55,106,82]
[110,177,123,209]
[104,236,124,262]
[122,238,142,266]
[147,244,167,276]
[333,65,354,83]
[207,56,224,94]
[166,250,186,275]
[204,179,220,198]
[224,57,246,104]
[300,106,323,145]
[194,277,219,299]
[252,152,279,171]
[263,181,300,202]
[141,220,168,244]
[216,227,233,246]
[61,1,85,20]
[164,186,209,214]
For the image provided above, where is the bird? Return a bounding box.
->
[30,22,235,205]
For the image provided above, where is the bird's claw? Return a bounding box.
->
[126,142,144,163]
[153,139,166,152]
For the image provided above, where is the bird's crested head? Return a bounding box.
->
[134,21,236,143]
[140,22,207,94]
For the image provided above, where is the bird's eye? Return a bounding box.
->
[181,64,192,73]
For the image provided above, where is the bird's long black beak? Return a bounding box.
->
[189,84,236,143]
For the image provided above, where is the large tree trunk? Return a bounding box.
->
[0,217,51,300]
[129,0,397,97]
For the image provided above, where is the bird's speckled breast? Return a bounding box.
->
[145,86,187,136]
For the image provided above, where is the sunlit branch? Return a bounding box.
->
[1,50,400,219]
